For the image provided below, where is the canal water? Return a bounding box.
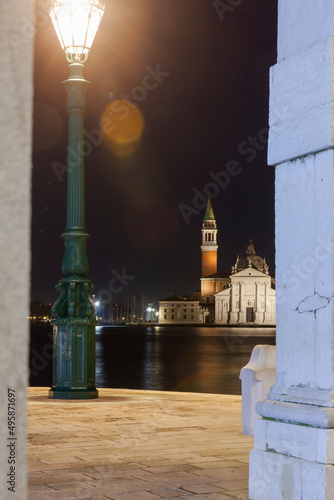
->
[29,325,275,395]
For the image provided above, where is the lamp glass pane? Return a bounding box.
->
[85,7,104,48]
[50,0,104,57]
[50,12,65,50]
[70,4,90,48]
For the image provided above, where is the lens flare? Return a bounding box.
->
[100,99,144,157]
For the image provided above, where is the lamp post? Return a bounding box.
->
[48,0,105,399]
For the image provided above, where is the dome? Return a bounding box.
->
[235,240,265,272]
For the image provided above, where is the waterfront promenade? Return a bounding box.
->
[28,388,252,499]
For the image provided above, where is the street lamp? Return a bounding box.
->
[48,0,105,399]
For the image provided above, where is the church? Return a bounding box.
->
[200,198,276,325]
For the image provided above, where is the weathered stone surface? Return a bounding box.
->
[278,0,334,62]
[0,1,34,499]
[273,150,334,401]
[250,1,334,499]
[269,40,334,165]
[254,419,334,464]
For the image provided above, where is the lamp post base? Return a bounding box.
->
[49,388,98,400]
[49,277,99,399]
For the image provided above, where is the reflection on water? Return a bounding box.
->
[29,325,275,395]
[95,325,276,395]
[142,329,163,388]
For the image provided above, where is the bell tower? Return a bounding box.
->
[201,197,218,277]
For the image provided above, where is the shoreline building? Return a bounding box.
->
[158,295,200,324]
[200,199,276,325]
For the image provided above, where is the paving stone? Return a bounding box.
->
[228,490,250,499]
[27,485,56,495]
[28,463,73,472]
[200,467,249,481]
[28,493,52,500]
[184,461,243,470]
[45,466,96,476]
[150,486,191,497]
[85,467,148,481]
[27,471,51,479]
[75,485,125,498]
[179,494,236,500]
[45,480,95,491]
[105,491,161,500]
[182,483,228,495]
[28,487,98,499]
[108,477,154,492]
[214,479,249,491]
[147,471,217,487]
[145,464,201,474]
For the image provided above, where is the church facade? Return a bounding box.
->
[200,199,276,325]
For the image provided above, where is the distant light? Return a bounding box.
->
[95,301,100,307]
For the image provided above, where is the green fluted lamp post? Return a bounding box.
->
[48,0,105,399]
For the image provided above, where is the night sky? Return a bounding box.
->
[31,0,278,306]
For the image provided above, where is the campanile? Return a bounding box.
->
[201,197,218,277]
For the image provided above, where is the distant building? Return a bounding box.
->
[200,198,276,325]
[158,198,275,326]
[214,246,276,325]
[158,295,200,324]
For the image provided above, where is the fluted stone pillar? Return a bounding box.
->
[249,1,334,498]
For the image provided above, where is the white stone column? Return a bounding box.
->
[229,282,238,323]
[249,1,334,499]
[0,2,34,499]
[215,296,220,324]
[254,282,261,323]
[263,282,269,323]
[239,282,245,322]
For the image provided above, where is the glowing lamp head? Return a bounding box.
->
[50,0,105,63]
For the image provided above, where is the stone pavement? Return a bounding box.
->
[28,388,253,499]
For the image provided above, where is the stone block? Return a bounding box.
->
[254,419,334,464]
[268,39,334,165]
[249,448,334,500]
[277,0,334,62]
[239,345,276,436]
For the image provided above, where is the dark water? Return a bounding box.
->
[29,325,275,395]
